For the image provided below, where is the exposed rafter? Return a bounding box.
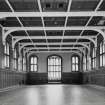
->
[5,0,38,51]
[25,47,84,50]
[4,26,105,31]
[3,26,105,45]
[1,0,105,55]
[12,35,96,48]
[75,0,104,47]
[0,11,105,18]
[18,42,90,55]
[26,50,83,58]
[19,42,90,47]
[25,48,84,56]
[37,0,49,50]
[60,0,73,50]
[24,46,85,54]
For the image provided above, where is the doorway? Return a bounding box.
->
[48,55,62,83]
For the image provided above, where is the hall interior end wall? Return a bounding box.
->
[27,53,83,84]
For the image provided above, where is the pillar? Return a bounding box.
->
[0,25,4,68]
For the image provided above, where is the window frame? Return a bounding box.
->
[47,55,62,81]
[92,47,96,69]
[30,56,38,72]
[13,48,17,70]
[23,57,26,71]
[71,55,79,72]
[99,41,105,67]
[4,42,10,68]
[83,55,87,71]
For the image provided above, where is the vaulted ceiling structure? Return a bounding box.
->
[0,0,105,55]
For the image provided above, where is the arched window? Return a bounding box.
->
[30,56,38,72]
[71,56,79,71]
[48,55,62,81]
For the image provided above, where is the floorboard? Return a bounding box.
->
[0,85,105,105]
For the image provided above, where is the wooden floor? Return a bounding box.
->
[0,85,105,105]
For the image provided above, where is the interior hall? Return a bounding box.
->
[0,0,105,105]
